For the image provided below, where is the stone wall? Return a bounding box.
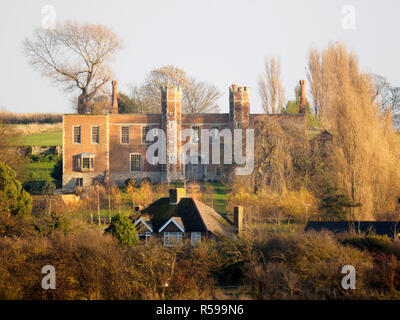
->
[17,146,62,157]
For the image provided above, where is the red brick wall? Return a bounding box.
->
[63,114,108,175]
[109,114,162,173]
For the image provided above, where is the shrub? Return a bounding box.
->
[105,214,138,246]
[51,157,62,188]
[22,178,55,195]
[29,155,40,162]
[339,234,393,255]
[34,212,71,235]
[244,231,374,299]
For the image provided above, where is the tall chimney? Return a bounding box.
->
[299,80,306,114]
[111,80,119,114]
[169,188,185,205]
[234,206,244,236]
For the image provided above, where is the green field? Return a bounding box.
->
[212,182,230,214]
[16,129,62,146]
[27,160,57,181]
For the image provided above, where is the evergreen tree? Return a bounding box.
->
[0,161,32,217]
[105,214,138,246]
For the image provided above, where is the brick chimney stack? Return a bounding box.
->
[111,80,119,114]
[169,188,185,205]
[299,80,306,114]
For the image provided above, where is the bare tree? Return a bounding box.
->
[244,117,295,193]
[183,78,220,113]
[372,74,400,112]
[130,65,221,113]
[307,46,335,126]
[258,56,285,114]
[23,20,123,114]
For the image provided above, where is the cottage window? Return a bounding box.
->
[73,126,81,144]
[164,232,183,246]
[138,232,151,243]
[130,153,142,172]
[121,126,129,144]
[191,232,201,246]
[91,126,99,144]
[142,126,150,144]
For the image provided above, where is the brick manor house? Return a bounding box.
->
[62,80,306,190]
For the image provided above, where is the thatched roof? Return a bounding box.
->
[138,197,235,239]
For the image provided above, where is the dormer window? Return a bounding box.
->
[76,153,95,172]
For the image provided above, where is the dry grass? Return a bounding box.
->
[0,111,62,124]
[8,123,62,135]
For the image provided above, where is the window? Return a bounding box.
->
[164,232,183,246]
[91,126,99,144]
[216,167,222,177]
[73,126,81,144]
[142,126,150,144]
[211,126,219,143]
[192,126,200,143]
[77,154,95,172]
[191,232,201,246]
[75,178,83,187]
[82,157,90,169]
[130,153,142,172]
[121,126,129,144]
[138,232,151,243]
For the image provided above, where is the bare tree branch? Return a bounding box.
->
[258,56,285,114]
[23,20,123,114]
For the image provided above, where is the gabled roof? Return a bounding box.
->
[133,215,153,232]
[159,217,185,233]
[137,197,235,239]
[191,199,234,238]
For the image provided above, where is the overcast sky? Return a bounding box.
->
[0,0,399,114]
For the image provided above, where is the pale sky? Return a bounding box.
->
[0,0,399,114]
